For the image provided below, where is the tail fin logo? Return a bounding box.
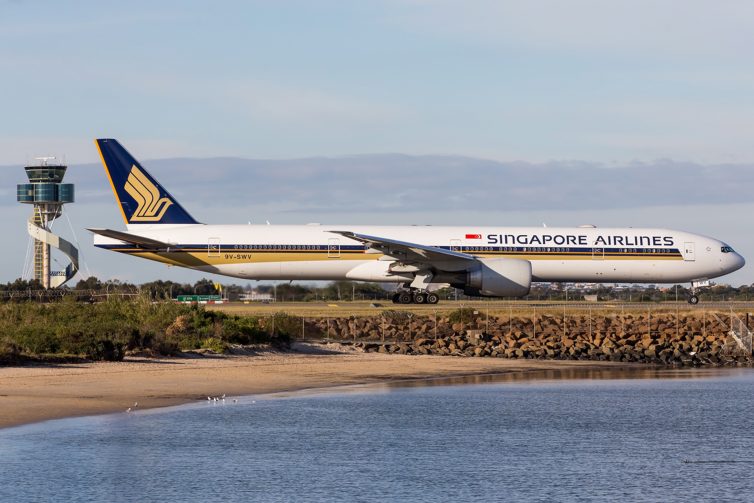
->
[124,165,174,222]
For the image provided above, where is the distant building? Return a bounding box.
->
[240,291,274,302]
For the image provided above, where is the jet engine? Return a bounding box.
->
[461,258,532,298]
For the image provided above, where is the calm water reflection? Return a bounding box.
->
[1,368,753,502]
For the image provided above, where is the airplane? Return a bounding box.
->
[90,139,745,305]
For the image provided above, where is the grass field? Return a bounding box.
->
[207,300,754,318]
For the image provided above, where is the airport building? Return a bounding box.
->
[17,158,79,288]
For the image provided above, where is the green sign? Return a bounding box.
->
[176,295,222,302]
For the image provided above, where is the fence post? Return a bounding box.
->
[730,306,734,334]
[327,317,331,341]
[301,317,305,340]
[563,304,567,339]
[588,307,592,341]
[434,310,438,340]
[509,305,513,337]
[533,307,536,339]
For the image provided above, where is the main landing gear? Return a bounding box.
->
[392,289,440,304]
[687,294,699,305]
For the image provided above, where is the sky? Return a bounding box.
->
[1,0,753,286]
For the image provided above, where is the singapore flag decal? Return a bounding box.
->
[465,233,482,239]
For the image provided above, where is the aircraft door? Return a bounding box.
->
[592,247,604,260]
[208,237,221,257]
[684,242,695,261]
[450,239,462,252]
[328,238,340,258]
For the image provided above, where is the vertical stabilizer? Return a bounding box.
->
[95,138,199,226]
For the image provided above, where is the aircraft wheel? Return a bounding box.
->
[688,295,699,305]
[426,293,439,304]
[413,292,427,304]
[398,291,413,304]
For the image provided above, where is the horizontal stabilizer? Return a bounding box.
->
[88,228,170,250]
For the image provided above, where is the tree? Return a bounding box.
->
[192,278,218,295]
[75,276,103,291]
[0,278,43,292]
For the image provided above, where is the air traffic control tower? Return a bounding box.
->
[17,158,79,288]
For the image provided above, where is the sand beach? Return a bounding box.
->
[0,345,633,429]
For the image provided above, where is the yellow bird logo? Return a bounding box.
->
[124,165,173,222]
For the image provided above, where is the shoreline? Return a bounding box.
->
[0,346,702,430]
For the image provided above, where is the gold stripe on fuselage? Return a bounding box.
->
[110,249,683,268]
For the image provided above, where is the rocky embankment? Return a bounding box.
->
[306,310,752,366]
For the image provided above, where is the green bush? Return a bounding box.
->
[448,307,478,324]
[0,338,20,362]
[263,312,296,347]
[200,337,227,353]
[222,316,267,344]
[0,297,288,361]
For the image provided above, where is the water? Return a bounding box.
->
[2,369,754,502]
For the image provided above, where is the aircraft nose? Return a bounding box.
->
[731,252,746,272]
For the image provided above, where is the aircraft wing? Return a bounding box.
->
[330,230,475,266]
[88,228,170,250]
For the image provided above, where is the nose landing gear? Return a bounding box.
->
[687,280,709,305]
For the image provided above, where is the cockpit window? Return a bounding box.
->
[721,246,734,253]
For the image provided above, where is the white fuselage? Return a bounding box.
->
[93,224,745,285]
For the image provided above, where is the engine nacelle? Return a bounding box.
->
[463,258,532,297]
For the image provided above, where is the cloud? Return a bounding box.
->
[7,154,750,215]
